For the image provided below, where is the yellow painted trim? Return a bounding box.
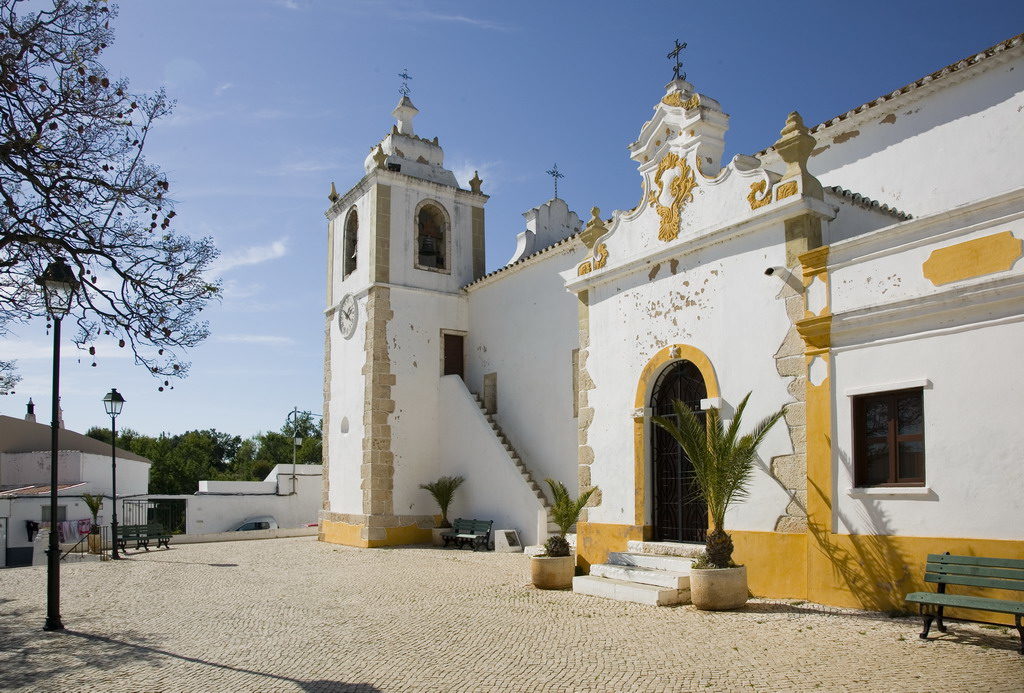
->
[633,344,720,525]
[319,520,432,549]
[320,519,369,548]
[371,525,433,548]
[799,245,829,279]
[633,344,720,409]
[922,230,1022,286]
[731,530,807,599]
[576,521,647,572]
[579,522,1024,623]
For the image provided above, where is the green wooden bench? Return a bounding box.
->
[905,553,1024,654]
[440,518,492,551]
[116,523,172,552]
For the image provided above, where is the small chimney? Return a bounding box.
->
[25,398,36,423]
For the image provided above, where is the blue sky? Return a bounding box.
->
[3,1,1022,438]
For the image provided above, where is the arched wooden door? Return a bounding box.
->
[651,360,708,543]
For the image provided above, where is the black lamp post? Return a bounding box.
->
[35,259,78,632]
[102,388,125,560]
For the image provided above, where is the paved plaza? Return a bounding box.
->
[0,537,1020,692]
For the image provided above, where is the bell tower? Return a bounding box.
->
[320,89,488,547]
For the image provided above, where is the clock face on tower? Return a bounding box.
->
[337,293,358,339]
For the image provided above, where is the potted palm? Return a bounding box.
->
[653,392,784,610]
[531,478,596,589]
[419,475,465,545]
[82,493,103,554]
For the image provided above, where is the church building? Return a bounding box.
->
[319,33,1024,613]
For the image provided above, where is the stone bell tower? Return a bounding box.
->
[320,90,488,547]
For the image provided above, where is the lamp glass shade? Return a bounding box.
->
[294,437,303,447]
[35,259,78,317]
[103,388,125,417]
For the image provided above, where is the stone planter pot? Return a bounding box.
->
[690,565,748,610]
[432,527,448,546]
[531,555,575,589]
[87,532,103,555]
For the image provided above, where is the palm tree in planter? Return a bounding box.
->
[531,479,596,590]
[420,475,465,545]
[653,392,784,610]
[82,493,104,554]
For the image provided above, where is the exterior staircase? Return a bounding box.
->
[573,542,702,606]
[469,394,560,538]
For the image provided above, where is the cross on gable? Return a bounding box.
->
[546,163,565,199]
[667,40,687,81]
[398,69,412,97]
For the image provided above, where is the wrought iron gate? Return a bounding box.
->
[651,359,708,543]
[122,499,186,533]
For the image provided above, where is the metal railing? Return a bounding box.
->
[60,525,111,561]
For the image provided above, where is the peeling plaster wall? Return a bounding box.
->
[465,245,584,493]
[826,192,1024,539]
[387,288,467,516]
[584,224,797,532]
[803,53,1024,216]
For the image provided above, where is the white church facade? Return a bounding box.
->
[320,33,1024,613]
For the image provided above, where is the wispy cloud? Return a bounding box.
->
[215,334,296,345]
[0,339,131,361]
[210,239,288,275]
[400,9,509,31]
[452,160,503,193]
[270,0,303,9]
[213,82,234,97]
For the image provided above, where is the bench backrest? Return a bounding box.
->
[450,518,492,535]
[145,523,167,534]
[450,518,473,532]
[468,520,492,535]
[924,554,1024,592]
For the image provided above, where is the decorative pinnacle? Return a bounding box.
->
[328,181,339,203]
[667,39,687,81]
[469,170,483,194]
[546,163,565,199]
[398,69,412,97]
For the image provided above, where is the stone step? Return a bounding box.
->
[608,551,695,572]
[626,540,705,558]
[572,575,688,606]
[589,562,690,589]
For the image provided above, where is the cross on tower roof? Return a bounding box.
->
[398,69,412,97]
[667,39,687,81]
[546,163,565,199]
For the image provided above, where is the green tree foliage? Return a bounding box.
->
[85,412,322,494]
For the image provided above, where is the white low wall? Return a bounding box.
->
[171,526,319,544]
[438,375,546,545]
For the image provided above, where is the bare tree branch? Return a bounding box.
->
[0,0,219,382]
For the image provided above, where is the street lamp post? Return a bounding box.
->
[285,408,322,495]
[36,259,78,632]
[102,388,125,560]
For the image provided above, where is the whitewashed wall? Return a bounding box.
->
[326,290,368,516]
[465,244,584,493]
[797,50,1024,217]
[438,375,546,545]
[581,221,797,532]
[185,472,322,534]
[827,190,1024,539]
[388,288,467,515]
[384,175,481,292]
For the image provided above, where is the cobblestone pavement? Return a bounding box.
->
[1,537,1021,692]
